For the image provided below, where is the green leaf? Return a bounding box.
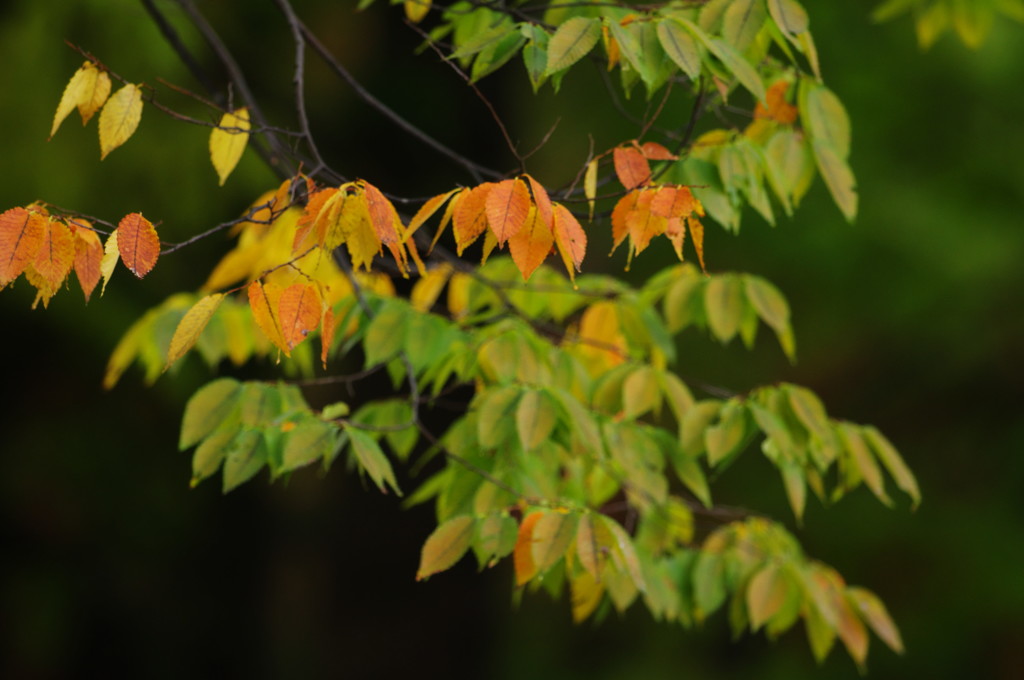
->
[606,19,653,87]
[800,81,851,158]
[364,300,409,367]
[622,365,661,419]
[239,382,282,427]
[747,563,788,630]
[191,426,238,486]
[531,511,579,573]
[863,426,920,508]
[664,269,705,333]
[516,389,558,451]
[706,37,766,103]
[780,462,807,522]
[848,586,905,654]
[222,429,266,493]
[450,23,513,62]
[597,515,646,592]
[705,274,745,343]
[705,401,748,466]
[471,29,526,82]
[416,515,476,580]
[180,378,241,450]
[522,38,549,92]
[812,139,858,222]
[768,0,809,37]
[281,419,339,473]
[723,0,768,53]
[804,595,837,663]
[680,400,722,456]
[744,275,795,359]
[348,427,402,495]
[474,514,518,567]
[545,16,601,74]
[550,387,604,457]
[656,19,702,80]
[575,513,609,578]
[693,552,727,620]
[837,423,892,506]
[476,385,521,449]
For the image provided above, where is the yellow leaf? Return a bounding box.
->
[571,570,605,623]
[746,563,788,630]
[209,107,250,186]
[584,158,598,219]
[78,67,111,126]
[99,83,143,159]
[247,280,289,355]
[50,62,95,140]
[404,0,431,23]
[552,203,587,283]
[447,272,472,319]
[99,231,120,296]
[410,263,452,312]
[166,293,225,370]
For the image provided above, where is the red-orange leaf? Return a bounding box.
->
[610,191,639,253]
[361,180,401,244]
[754,80,797,125]
[72,222,103,302]
[278,282,322,351]
[295,187,338,251]
[453,183,493,254]
[247,280,289,355]
[552,203,587,282]
[613,145,651,190]
[524,174,554,228]
[116,212,160,278]
[650,185,698,219]
[0,207,47,284]
[320,306,336,370]
[508,207,553,281]
[640,141,678,161]
[407,189,459,239]
[485,178,531,245]
[31,218,76,291]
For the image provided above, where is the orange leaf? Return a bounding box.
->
[485,178,531,245]
[407,189,459,239]
[30,218,76,291]
[72,222,103,302]
[361,180,401,244]
[666,217,686,261]
[116,212,160,278]
[524,174,554,228]
[754,80,797,125]
[508,207,553,281]
[610,191,639,253]
[278,282,322,351]
[0,207,47,284]
[626,188,666,254]
[640,141,678,161]
[514,511,544,586]
[687,216,706,272]
[296,187,338,250]
[650,185,698,219]
[613,146,651,190]
[453,183,494,255]
[320,306,336,370]
[552,203,587,283]
[247,280,289,355]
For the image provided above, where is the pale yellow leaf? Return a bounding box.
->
[99,231,120,296]
[99,83,143,159]
[166,294,225,370]
[209,107,250,185]
[50,62,95,140]
[584,158,598,219]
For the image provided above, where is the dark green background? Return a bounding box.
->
[1,1,1022,678]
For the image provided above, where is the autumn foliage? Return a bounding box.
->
[0,0,959,670]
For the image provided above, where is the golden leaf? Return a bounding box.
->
[99,83,143,159]
[166,293,225,369]
[209,107,250,185]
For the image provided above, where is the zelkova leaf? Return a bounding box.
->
[209,107,250,186]
[247,280,289,355]
[584,159,598,219]
[747,563,789,630]
[847,586,905,654]
[530,511,579,574]
[485,178,531,245]
[180,377,241,450]
[277,282,322,351]
[863,426,920,508]
[514,511,544,585]
[705,274,745,343]
[453,183,493,254]
[98,231,119,296]
[416,515,476,580]
[30,219,76,293]
[348,427,401,495]
[768,0,810,38]
[508,207,553,280]
[516,389,557,451]
[361,180,402,244]
[404,0,431,24]
[0,207,46,285]
[71,222,103,302]
[98,83,143,159]
[812,139,858,222]
[613,146,651,190]
[407,188,458,239]
[524,174,554,229]
[281,419,339,472]
[116,212,160,278]
[165,293,225,369]
[50,62,100,139]
[552,203,587,283]
[78,66,111,126]
[723,0,768,52]
[656,19,702,80]
[545,16,601,74]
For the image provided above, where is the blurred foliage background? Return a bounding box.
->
[1,1,1022,678]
